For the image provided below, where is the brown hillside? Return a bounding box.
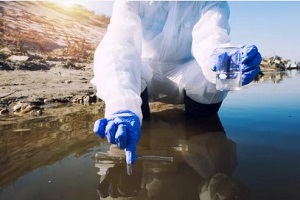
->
[0,1,109,60]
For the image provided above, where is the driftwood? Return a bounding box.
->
[0,90,17,99]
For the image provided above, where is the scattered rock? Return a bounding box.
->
[83,95,90,105]
[0,108,9,115]
[0,60,15,70]
[0,60,51,71]
[12,100,45,116]
[18,105,35,115]
[52,97,72,103]
[17,60,51,71]
[7,55,29,62]
[27,52,44,61]
[72,95,85,104]
[30,108,43,116]
[72,94,98,105]
[13,102,29,112]
[44,98,54,103]
[62,61,85,70]
[0,93,99,116]
[0,47,12,59]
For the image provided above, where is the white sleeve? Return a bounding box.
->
[192,1,232,83]
[91,1,143,122]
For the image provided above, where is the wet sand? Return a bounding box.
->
[0,64,95,101]
[0,63,102,124]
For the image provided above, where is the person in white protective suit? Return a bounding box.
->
[93,1,262,164]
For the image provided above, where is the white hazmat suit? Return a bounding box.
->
[91,1,232,122]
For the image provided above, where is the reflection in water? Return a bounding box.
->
[95,110,250,200]
[1,73,299,199]
[184,117,248,200]
[0,106,100,189]
[96,158,144,199]
[255,69,299,84]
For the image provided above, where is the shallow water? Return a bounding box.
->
[0,70,300,200]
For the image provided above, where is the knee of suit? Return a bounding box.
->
[184,92,223,118]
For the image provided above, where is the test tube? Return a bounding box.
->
[95,152,173,163]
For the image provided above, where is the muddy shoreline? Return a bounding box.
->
[0,63,177,126]
[0,60,105,123]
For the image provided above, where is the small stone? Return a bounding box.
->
[0,108,9,115]
[83,95,90,105]
[44,98,54,103]
[7,55,29,61]
[13,102,27,111]
[53,97,70,103]
[36,109,43,116]
[19,105,34,114]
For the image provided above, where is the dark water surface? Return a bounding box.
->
[0,70,299,200]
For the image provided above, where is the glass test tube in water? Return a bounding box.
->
[95,152,173,163]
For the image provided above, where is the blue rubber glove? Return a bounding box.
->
[211,45,262,85]
[93,110,141,164]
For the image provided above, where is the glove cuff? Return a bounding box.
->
[105,96,143,124]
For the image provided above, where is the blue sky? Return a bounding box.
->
[78,1,300,61]
[228,1,300,61]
